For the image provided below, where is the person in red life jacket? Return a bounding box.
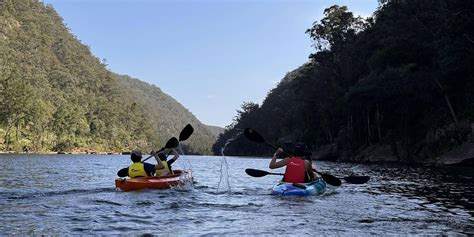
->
[124,150,165,178]
[269,143,316,183]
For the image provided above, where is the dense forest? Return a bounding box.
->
[0,0,218,154]
[213,0,474,164]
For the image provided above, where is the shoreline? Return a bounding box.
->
[2,150,473,168]
[0,151,122,155]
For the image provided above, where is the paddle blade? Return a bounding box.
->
[179,124,194,141]
[117,167,128,177]
[344,176,370,184]
[320,173,342,186]
[244,128,266,143]
[164,137,179,149]
[245,168,270,177]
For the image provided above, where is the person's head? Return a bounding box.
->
[130,150,143,163]
[294,142,306,157]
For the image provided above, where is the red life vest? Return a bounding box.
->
[284,157,306,183]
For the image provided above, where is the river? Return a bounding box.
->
[0,154,473,235]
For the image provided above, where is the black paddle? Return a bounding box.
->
[142,123,194,162]
[244,128,369,186]
[245,169,307,189]
[142,137,179,162]
[117,124,194,177]
[343,175,370,184]
[179,124,194,141]
[245,168,369,185]
[243,128,340,185]
[117,137,179,177]
[246,168,283,177]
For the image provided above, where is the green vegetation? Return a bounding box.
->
[213,0,474,163]
[0,0,217,154]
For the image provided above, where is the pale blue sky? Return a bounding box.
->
[43,0,378,127]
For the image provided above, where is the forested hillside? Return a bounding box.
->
[205,125,225,138]
[213,0,474,164]
[0,0,217,154]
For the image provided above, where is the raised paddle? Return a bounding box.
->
[143,123,194,162]
[243,128,369,186]
[178,124,194,142]
[117,136,179,177]
[143,123,194,174]
[142,137,179,162]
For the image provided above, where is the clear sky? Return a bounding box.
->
[42,0,378,127]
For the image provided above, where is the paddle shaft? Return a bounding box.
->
[245,168,283,177]
[142,147,166,162]
[142,124,193,162]
[267,172,284,176]
[117,124,193,177]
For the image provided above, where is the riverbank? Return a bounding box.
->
[0,150,122,155]
[3,142,474,168]
[312,141,474,167]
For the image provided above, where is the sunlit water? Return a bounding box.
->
[0,154,473,235]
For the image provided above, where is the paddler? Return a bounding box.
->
[153,149,180,176]
[269,142,316,183]
[124,149,164,178]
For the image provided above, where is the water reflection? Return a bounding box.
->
[366,165,474,218]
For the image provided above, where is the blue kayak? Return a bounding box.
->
[271,179,327,196]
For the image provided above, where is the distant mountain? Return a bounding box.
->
[115,75,217,154]
[0,0,216,154]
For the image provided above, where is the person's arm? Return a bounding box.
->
[117,167,128,177]
[152,151,164,169]
[305,160,315,181]
[269,148,288,169]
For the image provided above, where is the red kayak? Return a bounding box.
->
[115,169,193,192]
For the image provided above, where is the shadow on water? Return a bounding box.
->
[367,164,474,218]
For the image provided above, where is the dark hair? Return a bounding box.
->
[131,150,142,162]
[294,142,306,156]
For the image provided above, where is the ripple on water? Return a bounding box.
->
[1,155,473,235]
[93,199,123,206]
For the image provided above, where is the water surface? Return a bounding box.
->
[0,154,473,235]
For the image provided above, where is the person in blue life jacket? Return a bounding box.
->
[153,149,180,176]
[125,149,165,178]
[269,142,316,183]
